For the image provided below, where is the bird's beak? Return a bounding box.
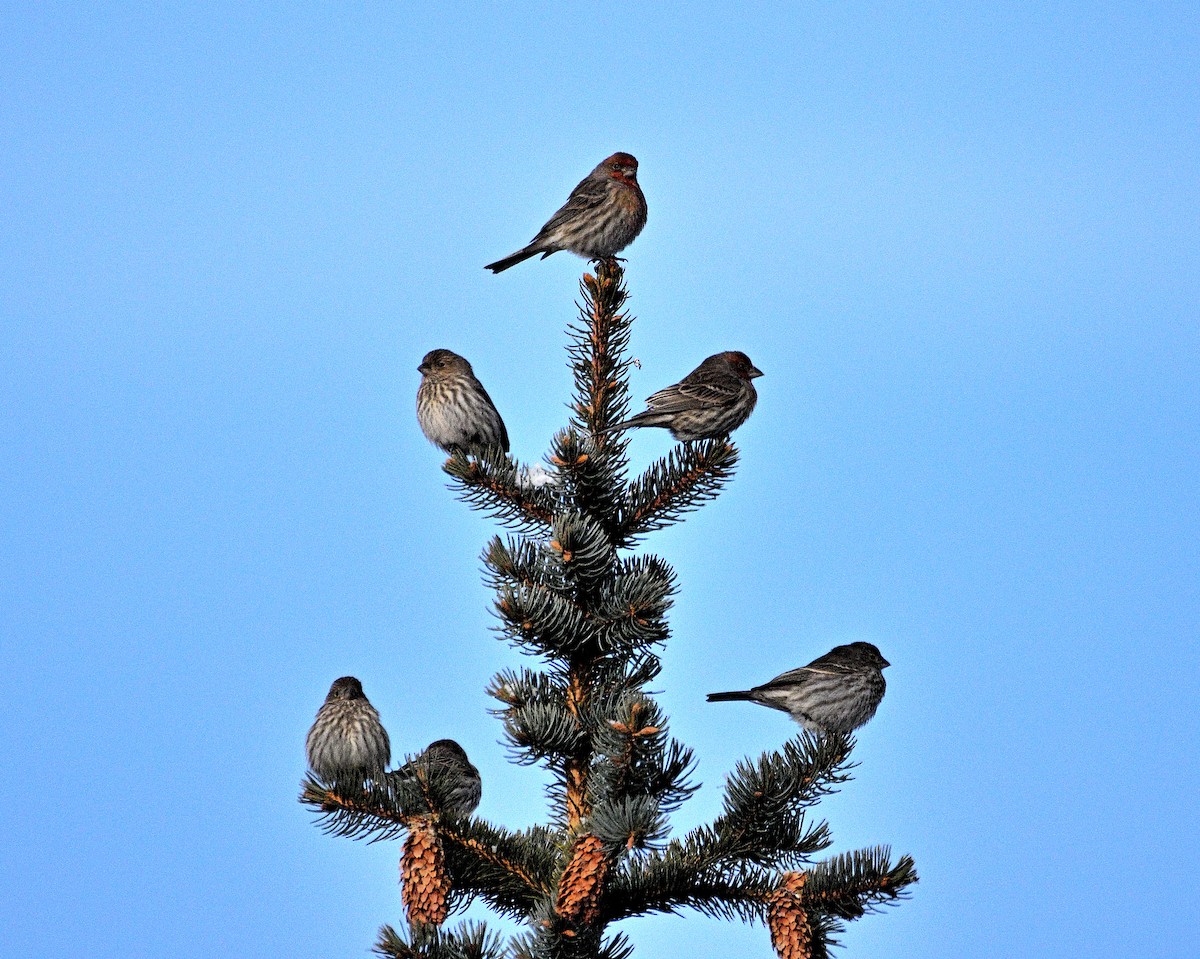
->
[881,657,891,668]
[749,366,764,378]
[418,363,429,374]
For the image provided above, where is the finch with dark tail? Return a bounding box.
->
[391,739,482,817]
[417,349,510,456]
[485,153,647,273]
[707,642,889,735]
[603,351,763,442]
[305,676,392,782]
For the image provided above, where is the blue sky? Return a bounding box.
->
[2,3,1197,957]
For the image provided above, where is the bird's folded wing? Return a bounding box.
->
[645,376,739,412]
[535,179,609,236]
[804,652,857,672]
[762,663,853,688]
[757,666,818,689]
[475,381,509,450]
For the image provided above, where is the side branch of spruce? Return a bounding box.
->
[301,781,556,916]
[600,848,917,926]
[376,921,505,959]
[618,439,740,542]
[444,449,559,530]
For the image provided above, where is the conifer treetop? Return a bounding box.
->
[302,259,916,959]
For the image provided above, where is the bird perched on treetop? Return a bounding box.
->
[391,739,482,818]
[485,153,647,273]
[707,642,889,735]
[603,351,763,442]
[417,349,510,456]
[305,676,392,782]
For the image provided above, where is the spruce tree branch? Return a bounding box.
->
[549,511,616,587]
[375,921,506,959]
[444,450,558,530]
[590,555,676,652]
[681,879,771,920]
[600,858,778,923]
[618,439,739,543]
[491,553,675,660]
[489,667,583,763]
[301,780,557,915]
[803,848,919,919]
[630,735,848,877]
[805,913,840,959]
[484,537,569,595]
[596,932,636,959]
[552,429,629,544]
[439,821,560,907]
[707,734,854,860]
[494,583,597,657]
[602,847,917,927]
[300,778,410,843]
[515,922,607,959]
[496,697,586,763]
[588,695,698,819]
[487,558,674,660]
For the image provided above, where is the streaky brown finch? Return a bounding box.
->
[485,152,647,273]
[417,349,510,456]
[391,739,482,817]
[604,351,763,442]
[707,642,889,735]
[305,676,392,782]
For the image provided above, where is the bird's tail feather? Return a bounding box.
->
[706,690,754,703]
[592,411,668,436]
[591,419,634,437]
[485,246,542,273]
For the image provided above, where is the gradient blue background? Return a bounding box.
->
[3,3,1197,957]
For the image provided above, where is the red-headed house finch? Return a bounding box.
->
[707,642,889,735]
[390,739,482,818]
[603,351,763,442]
[485,153,647,273]
[306,676,392,783]
[417,349,510,456]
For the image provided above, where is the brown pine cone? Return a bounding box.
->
[555,834,609,928]
[401,819,450,927]
[767,871,812,959]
